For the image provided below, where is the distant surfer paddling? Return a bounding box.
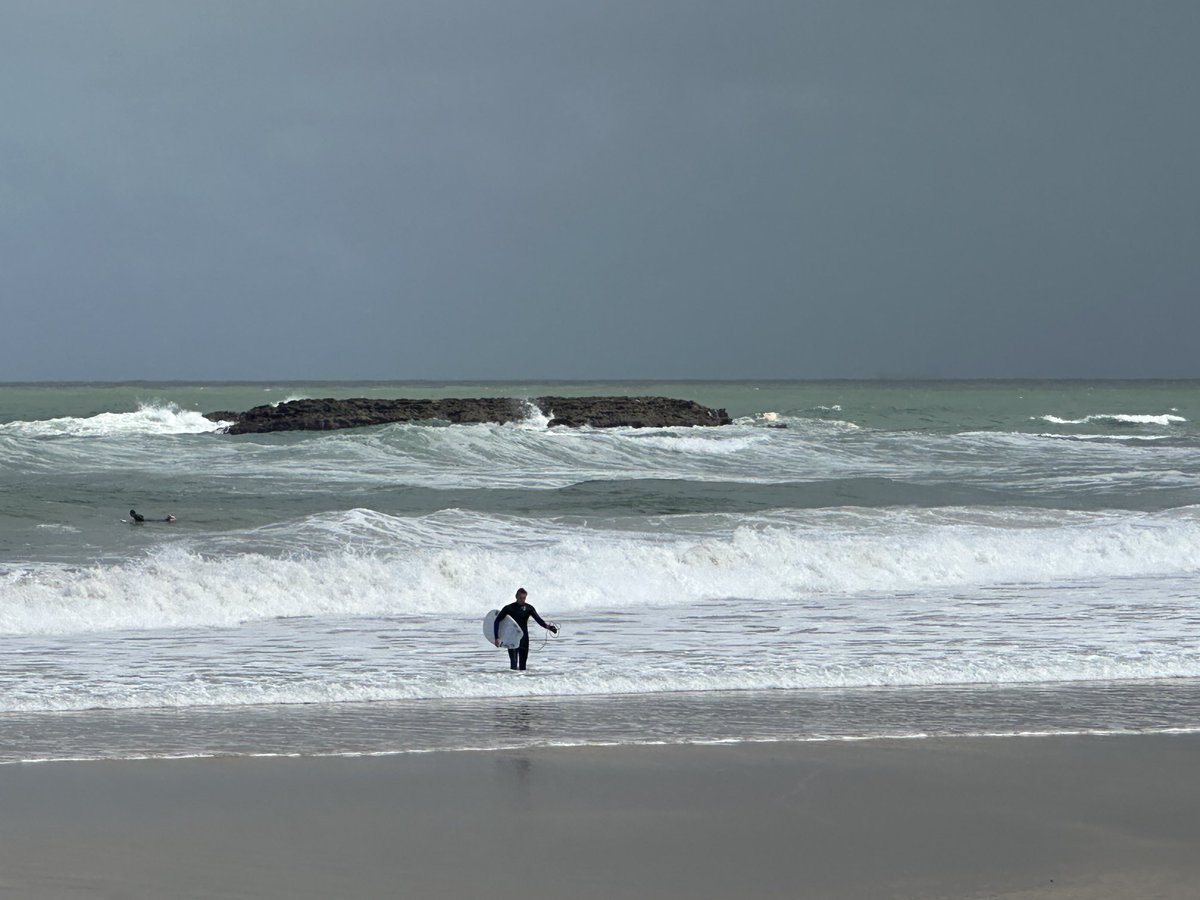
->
[128,509,176,524]
[493,588,557,671]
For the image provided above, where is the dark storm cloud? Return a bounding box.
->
[1,1,1197,380]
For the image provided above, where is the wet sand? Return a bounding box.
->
[1,734,1198,899]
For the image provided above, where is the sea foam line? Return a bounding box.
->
[1038,413,1187,427]
[6,725,1199,766]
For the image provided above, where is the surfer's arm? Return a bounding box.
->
[529,608,555,632]
[493,604,512,641]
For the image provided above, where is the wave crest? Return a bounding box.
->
[3,506,1199,636]
[1038,413,1187,427]
[0,403,230,437]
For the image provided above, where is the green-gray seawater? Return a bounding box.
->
[1,380,1198,760]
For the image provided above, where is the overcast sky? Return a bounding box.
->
[1,1,1197,380]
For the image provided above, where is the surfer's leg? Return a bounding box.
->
[517,639,529,670]
[507,648,519,669]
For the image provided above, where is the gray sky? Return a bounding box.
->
[2,1,1197,380]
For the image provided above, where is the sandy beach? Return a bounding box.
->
[2,733,1198,899]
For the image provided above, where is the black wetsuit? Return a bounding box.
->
[493,601,551,670]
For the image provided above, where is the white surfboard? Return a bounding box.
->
[483,609,523,649]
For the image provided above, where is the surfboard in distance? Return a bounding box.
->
[483,609,523,649]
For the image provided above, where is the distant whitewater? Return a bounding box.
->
[1,380,1198,760]
[0,402,231,437]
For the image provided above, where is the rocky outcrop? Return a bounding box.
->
[204,396,732,434]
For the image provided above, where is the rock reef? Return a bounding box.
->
[204,396,732,434]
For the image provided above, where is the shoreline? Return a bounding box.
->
[5,724,1200,768]
[3,733,1199,899]
[7,678,1200,764]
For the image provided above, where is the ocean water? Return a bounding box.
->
[1,380,1198,762]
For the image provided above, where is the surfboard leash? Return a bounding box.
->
[537,621,562,651]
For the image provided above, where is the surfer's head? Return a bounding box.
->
[515,588,528,604]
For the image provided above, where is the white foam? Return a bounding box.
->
[3,630,1199,713]
[0,403,230,437]
[1038,413,1187,427]
[518,400,553,428]
[732,412,859,432]
[1034,433,1173,442]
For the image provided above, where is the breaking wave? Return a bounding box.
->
[1038,413,1187,427]
[3,505,1198,636]
[0,403,231,437]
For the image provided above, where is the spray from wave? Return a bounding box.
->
[0,403,231,437]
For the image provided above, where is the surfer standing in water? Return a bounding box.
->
[494,588,557,671]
